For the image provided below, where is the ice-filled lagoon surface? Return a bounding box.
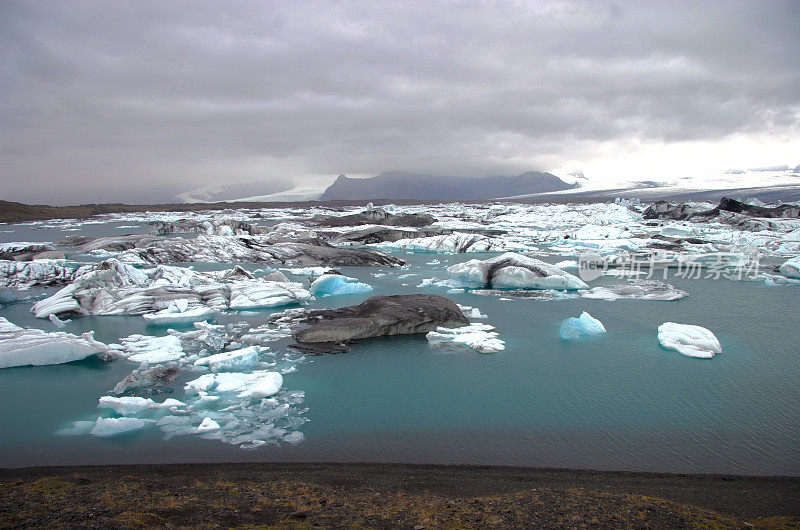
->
[1,200,798,474]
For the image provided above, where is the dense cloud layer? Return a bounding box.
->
[1,1,798,204]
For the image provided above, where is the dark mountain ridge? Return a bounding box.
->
[320,171,576,201]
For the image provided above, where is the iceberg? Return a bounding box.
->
[657,322,722,358]
[308,274,373,296]
[196,417,221,433]
[447,253,588,290]
[193,346,261,372]
[0,317,107,368]
[373,232,526,253]
[89,417,151,437]
[184,371,283,398]
[559,312,607,339]
[582,280,687,301]
[426,323,505,353]
[98,396,185,416]
[0,259,74,289]
[778,256,800,279]
[143,303,216,325]
[119,334,185,364]
[30,258,312,319]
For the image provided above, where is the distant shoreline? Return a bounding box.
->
[3,183,800,223]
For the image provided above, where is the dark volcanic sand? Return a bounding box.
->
[1,463,798,528]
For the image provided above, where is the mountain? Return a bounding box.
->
[319,171,576,201]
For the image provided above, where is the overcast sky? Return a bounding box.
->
[1,0,798,204]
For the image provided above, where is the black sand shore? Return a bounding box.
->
[1,462,798,528]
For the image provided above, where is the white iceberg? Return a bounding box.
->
[447,253,588,290]
[98,396,185,416]
[90,417,151,437]
[559,312,607,339]
[309,274,373,296]
[195,417,221,433]
[0,317,107,368]
[373,233,526,253]
[426,323,505,353]
[582,280,687,301]
[193,346,261,372]
[0,259,74,289]
[119,334,185,364]
[778,256,800,279]
[184,370,283,398]
[30,258,311,319]
[657,322,722,358]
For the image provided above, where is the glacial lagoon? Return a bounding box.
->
[0,202,798,474]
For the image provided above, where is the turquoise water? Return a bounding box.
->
[0,224,798,474]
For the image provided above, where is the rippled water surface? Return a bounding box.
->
[1,219,798,474]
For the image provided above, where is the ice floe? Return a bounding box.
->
[0,259,74,289]
[779,256,800,279]
[89,417,152,437]
[426,322,505,353]
[30,258,311,319]
[559,312,607,339]
[582,280,688,301]
[447,253,588,290]
[657,322,722,358]
[309,273,373,296]
[372,232,528,253]
[98,396,185,416]
[0,317,107,368]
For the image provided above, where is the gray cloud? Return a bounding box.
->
[1,0,798,204]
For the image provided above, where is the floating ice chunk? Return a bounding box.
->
[0,259,74,289]
[554,260,578,269]
[778,256,800,279]
[48,313,68,328]
[582,280,687,301]
[283,431,304,444]
[426,323,505,353]
[458,304,487,319]
[97,396,185,415]
[228,280,311,309]
[374,233,527,253]
[184,371,283,398]
[143,305,216,325]
[196,417,221,433]
[309,274,373,296]
[280,266,334,276]
[55,420,96,436]
[447,253,588,290]
[119,334,185,364]
[89,417,151,437]
[193,346,261,372]
[559,312,607,339]
[657,322,722,358]
[0,317,107,368]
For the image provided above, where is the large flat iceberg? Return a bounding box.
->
[447,253,588,290]
[0,317,107,368]
[426,323,505,353]
[657,322,722,358]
